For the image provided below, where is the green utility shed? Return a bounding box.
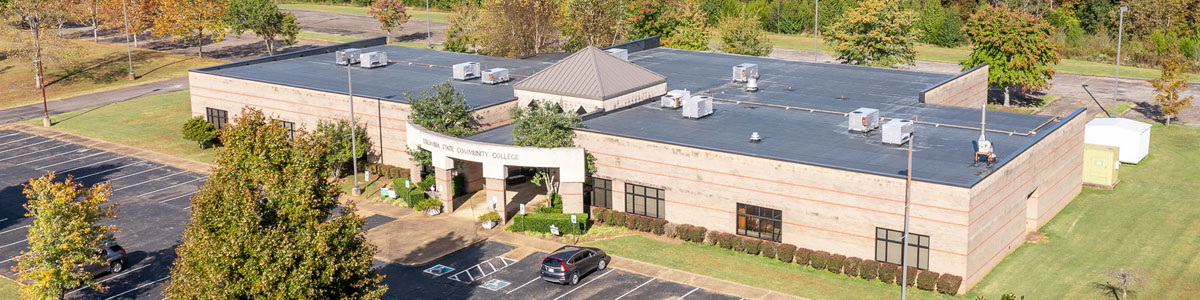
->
[1083,143,1120,189]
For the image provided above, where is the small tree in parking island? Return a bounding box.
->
[510,100,582,195]
[166,108,385,299]
[961,5,1060,107]
[315,118,372,178]
[827,0,919,68]
[182,116,219,148]
[16,173,118,300]
[368,0,409,43]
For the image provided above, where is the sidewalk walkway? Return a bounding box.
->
[2,123,213,175]
[490,232,809,300]
[0,77,188,125]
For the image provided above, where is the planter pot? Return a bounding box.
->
[482,220,497,229]
[426,208,441,216]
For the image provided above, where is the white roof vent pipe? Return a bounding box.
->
[750,132,762,143]
[745,77,759,92]
[975,104,996,166]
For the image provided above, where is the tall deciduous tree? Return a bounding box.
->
[223,0,298,55]
[151,0,227,58]
[71,0,103,42]
[660,0,709,51]
[717,7,773,56]
[98,0,158,47]
[961,5,1060,106]
[368,0,407,43]
[442,1,480,53]
[3,0,74,89]
[826,0,918,68]
[16,173,118,300]
[560,0,622,50]
[1148,53,1195,127]
[510,100,582,195]
[314,118,372,178]
[406,80,476,137]
[166,108,385,299]
[476,0,561,57]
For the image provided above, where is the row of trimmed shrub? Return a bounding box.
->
[509,213,589,235]
[589,207,962,295]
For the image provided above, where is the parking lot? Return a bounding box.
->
[0,130,206,299]
[376,241,741,300]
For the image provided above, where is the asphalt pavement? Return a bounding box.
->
[0,78,188,126]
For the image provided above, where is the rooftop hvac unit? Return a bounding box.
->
[453,62,482,80]
[481,68,510,84]
[335,48,362,65]
[882,119,914,145]
[682,95,713,119]
[605,49,629,61]
[359,51,387,69]
[848,108,880,132]
[732,63,758,83]
[661,89,690,108]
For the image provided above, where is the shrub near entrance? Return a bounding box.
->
[508,213,589,235]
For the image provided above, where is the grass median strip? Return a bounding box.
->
[0,276,18,300]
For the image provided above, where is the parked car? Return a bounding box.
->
[540,246,610,285]
[82,244,127,276]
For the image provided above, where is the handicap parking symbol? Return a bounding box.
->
[480,279,510,291]
[423,264,455,276]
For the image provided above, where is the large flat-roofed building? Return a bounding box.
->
[188,37,1086,293]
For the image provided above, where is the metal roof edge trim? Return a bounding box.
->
[190,37,388,73]
[573,127,974,188]
[919,64,988,103]
[964,107,1087,188]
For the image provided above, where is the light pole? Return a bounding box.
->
[900,118,915,300]
[347,65,361,196]
[121,0,135,80]
[426,0,431,47]
[1113,6,1128,110]
[813,0,819,62]
[26,16,51,127]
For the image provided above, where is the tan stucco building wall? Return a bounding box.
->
[920,65,989,108]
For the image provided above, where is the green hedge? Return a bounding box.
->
[809,250,830,270]
[793,248,813,266]
[879,263,899,284]
[916,270,939,291]
[611,211,626,227]
[649,219,667,235]
[859,260,880,281]
[901,266,918,286]
[759,242,777,259]
[743,238,762,255]
[937,273,962,295]
[826,254,845,274]
[844,257,862,277]
[509,213,589,235]
[776,244,796,263]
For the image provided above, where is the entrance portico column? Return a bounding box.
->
[484,163,509,223]
[431,153,456,213]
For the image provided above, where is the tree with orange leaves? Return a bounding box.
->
[151,0,227,58]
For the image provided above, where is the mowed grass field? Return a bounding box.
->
[0,277,16,300]
[0,39,224,110]
[280,2,450,23]
[589,122,1200,299]
[25,90,217,164]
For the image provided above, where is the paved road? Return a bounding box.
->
[0,78,188,126]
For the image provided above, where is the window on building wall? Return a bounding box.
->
[875,228,930,270]
[737,203,782,242]
[206,108,228,130]
[588,178,612,209]
[278,120,296,141]
[624,183,663,218]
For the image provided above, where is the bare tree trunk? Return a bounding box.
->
[93,23,99,42]
[1166,114,1172,127]
[134,33,139,47]
[1003,85,1011,106]
[197,30,204,58]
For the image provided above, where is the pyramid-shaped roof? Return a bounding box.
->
[514,46,667,100]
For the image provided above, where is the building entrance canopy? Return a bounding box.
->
[405,121,586,182]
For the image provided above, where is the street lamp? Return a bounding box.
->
[813,0,819,62]
[1114,6,1128,110]
[900,118,915,300]
[426,0,431,47]
[347,65,361,196]
[25,15,51,127]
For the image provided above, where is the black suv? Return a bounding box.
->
[540,246,610,285]
[82,244,128,276]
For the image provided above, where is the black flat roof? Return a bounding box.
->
[194,44,553,109]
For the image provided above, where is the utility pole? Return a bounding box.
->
[426,0,431,47]
[26,16,51,127]
[900,117,915,300]
[813,0,819,62]
[347,65,361,196]
[121,0,135,80]
[1114,6,1128,110]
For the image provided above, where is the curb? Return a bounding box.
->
[3,123,213,175]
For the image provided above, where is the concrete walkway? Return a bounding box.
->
[0,77,188,125]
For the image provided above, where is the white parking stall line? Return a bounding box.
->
[68,264,153,295]
[58,156,127,174]
[446,256,518,283]
[0,218,7,223]
[0,255,22,264]
[74,161,143,180]
[614,278,656,300]
[104,276,168,300]
[0,136,37,148]
[0,143,75,162]
[0,139,55,154]
[112,170,190,192]
[0,132,24,140]
[134,176,205,198]
[17,146,89,166]
[506,277,541,295]
[159,191,197,204]
[0,239,26,249]
[678,287,700,299]
[1,225,29,235]
[37,152,106,170]
[551,269,615,300]
[107,165,168,183]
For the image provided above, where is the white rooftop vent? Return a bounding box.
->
[682,95,713,119]
[750,132,761,143]
[732,63,758,83]
[481,68,510,84]
[882,119,914,145]
[604,48,629,61]
[335,48,361,66]
[359,51,387,69]
[848,108,880,132]
[745,77,759,92]
[662,89,690,109]
[453,62,482,80]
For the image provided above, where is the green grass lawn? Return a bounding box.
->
[0,39,224,110]
[0,277,17,300]
[298,31,363,43]
[25,90,217,164]
[1113,101,1136,116]
[588,123,1200,299]
[280,3,450,23]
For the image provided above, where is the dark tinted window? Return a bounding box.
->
[543,257,563,266]
[737,203,782,242]
[625,183,664,218]
[589,178,612,209]
[206,108,228,130]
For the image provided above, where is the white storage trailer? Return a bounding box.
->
[359,51,387,68]
[1084,118,1151,164]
